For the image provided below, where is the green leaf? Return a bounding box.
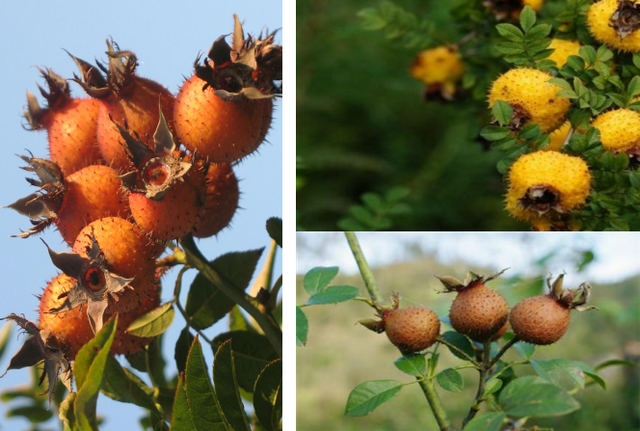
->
[306,285,359,305]
[296,307,308,346]
[481,126,511,141]
[499,376,580,418]
[126,302,175,337]
[185,336,226,431]
[212,331,279,393]
[463,412,506,431]
[303,266,339,296]
[74,316,118,431]
[628,76,640,98]
[519,6,536,32]
[213,340,251,431]
[253,359,282,431]
[170,374,196,431]
[344,380,403,417]
[175,326,196,374]
[394,354,426,377]
[229,306,252,332]
[530,359,586,391]
[7,405,53,423]
[386,187,410,202]
[483,377,503,397]
[265,217,282,248]
[491,101,514,126]
[436,368,463,392]
[361,192,383,210]
[496,24,525,42]
[513,341,535,359]
[185,249,263,329]
[441,331,475,361]
[59,391,77,430]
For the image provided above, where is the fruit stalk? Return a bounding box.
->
[344,232,385,307]
[463,342,492,427]
[417,378,453,431]
[178,234,282,357]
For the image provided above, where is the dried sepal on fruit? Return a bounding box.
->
[410,46,465,101]
[437,269,510,342]
[359,292,441,355]
[506,152,591,222]
[4,153,129,245]
[119,108,207,240]
[41,235,133,333]
[588,0,640,53]
[488,68,570,133]
[24,68,102,175]
[510,274,595,345]
[0,313,72,405]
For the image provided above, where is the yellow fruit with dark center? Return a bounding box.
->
[510,295,570,345]
[506,152,591,221]
[544,121,571,151]
[410,47,464,85]
[449,284,509,342]
[591,108,640,153]
[547,39,581,67]
[587,0,640,53]
[489,68,570,133]
[383,307,440,354]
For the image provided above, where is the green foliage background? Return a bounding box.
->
[296,236,640,430]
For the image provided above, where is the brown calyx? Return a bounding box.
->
[519,185,561,214]
[611,0,640,38]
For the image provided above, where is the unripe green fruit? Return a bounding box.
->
[509,295,570,345]
[449,284,509,342]
[383,306,440,355]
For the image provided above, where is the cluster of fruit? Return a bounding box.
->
[361,270,593,355]
[410,0,639,230]
[1,15,281,402]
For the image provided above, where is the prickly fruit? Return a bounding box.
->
[410,46,464,101]
[192,163,239,238]
[489,68,570,133]
[547,39,581,67]
[24,68,102,175]
[510,274,594,345]
[591,108,640,158]
[382,306,440,354]
[439,269,510,342]
[587,0,640,53]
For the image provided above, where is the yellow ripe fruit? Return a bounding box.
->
[587,0,640,53]
[592,108,640,152]
[547,39,581,67]
[544,121,571,151]
[506,152,591,220]
[489,68,571,133]
[523,0,544,12]
[410,46,464,85]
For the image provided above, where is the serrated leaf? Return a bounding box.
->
[463,412,506,431]
[481,126,511,141]
[441,331,475,361]
[253,359,282,431]
[628,76,640,98]
[296,307,308,346]
[491,100,514,126]
[302,267,339,296]
[175,326,195,374]
[394,354,426,377]
[496,24,525,42]
[483,377,503,397]
[513,341,535,359]
[170,374,196,431]
[213,340,251,431]
[344,380,403,417]
[266,217,282,248]
[526,24,551,40]
[212,331,279,393]
[495,42,526,55]
[126,302,175,337]
[519,6,536,32]
[74,316,118,431]
[185,249,263,329]
[185,336,226,431]
[436,368,463,392]
[361,193,383,210]
[306,285,359,305]
[499,376,580,418]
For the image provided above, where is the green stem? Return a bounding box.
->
[436,337,480,367]
[173,265,213,345]
[463,342,491,427]
[418,379,453,431]
[344,232,385,307]
[178,235,282,357]
[487,336,520,369]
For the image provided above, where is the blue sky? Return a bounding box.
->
[0,1,282,429]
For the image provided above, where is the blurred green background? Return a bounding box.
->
[296,232,640,430]
[297,0,524,230]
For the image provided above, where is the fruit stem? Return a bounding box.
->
[487,336,520,369]
[179,234,282,357]
[417,378,453,431]
[344,232,385,308]
[436,337,480,367]
[462,341,491,427]
[156,248,188,267]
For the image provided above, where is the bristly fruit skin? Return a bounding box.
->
[587,0,640,53]
[591,108,640,154]
[72,217,163,314]
[382,306,440,354]
[57,165,130,245]
[38,273,95,360]
[24,68,102,175]
[488,68,570,133]
[547,39,581,68]
[509,295,570,345]
[545,121,571,152]
[173,75,273,163]
[192,163,239,238]
[449,284,509,342]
